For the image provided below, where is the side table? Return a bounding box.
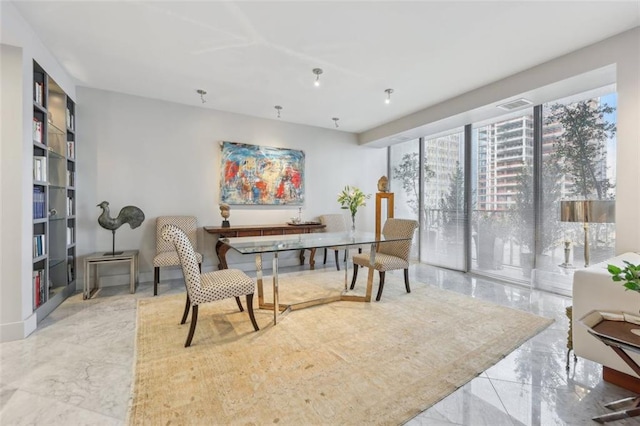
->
[84,250,139,299]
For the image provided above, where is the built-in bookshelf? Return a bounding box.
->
[32,60,76,321]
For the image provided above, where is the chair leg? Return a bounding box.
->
[181,294,191,324]
[153,267,159,296]
[246,294,259,331]
[185,305,198,347]
[344,250,347,262]
[235,296,244,312]
[323,248,327,265]
[334,250,340,271]
[404,269,411,293]
[376,271,386,301]
[350,264,359,289]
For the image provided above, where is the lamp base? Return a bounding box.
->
[221,220,230,228]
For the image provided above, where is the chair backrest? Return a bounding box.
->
[320,214,347,232]
[161,224,201,295]
[156,216,198,254]
[379,218,419,260]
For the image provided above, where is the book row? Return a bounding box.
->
[33,156,47,182]
[33,234,46,258]
[33,187,46,219]
[33,118,43,143]
[34,82,44,105]
[66,108,75,131]
[33,269,46,309]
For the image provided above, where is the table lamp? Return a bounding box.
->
[560,200,615,267]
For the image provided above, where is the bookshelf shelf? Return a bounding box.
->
[32,60,76,318]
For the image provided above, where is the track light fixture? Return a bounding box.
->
[384,88,393,104]
[196,89,207,103]
[312,68,323,87]
[274,105,283,118]
[332,117,339,128]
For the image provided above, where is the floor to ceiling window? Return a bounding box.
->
[471,112,534,283]
[536,88,617,293]
[388,85,617,296]
[422,129,465,270]
[389,139,420,258]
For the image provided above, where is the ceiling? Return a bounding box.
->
[9,1,640,134]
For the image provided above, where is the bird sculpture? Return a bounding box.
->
[97,201,145,255]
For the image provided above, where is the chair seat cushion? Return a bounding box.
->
[352,252,409,271]
[192,269,255,305]
[153,250,203,267]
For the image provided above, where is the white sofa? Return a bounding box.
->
[572,251,640,378]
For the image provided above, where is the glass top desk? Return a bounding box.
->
[223,231,411,325]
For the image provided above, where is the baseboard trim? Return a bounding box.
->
[603,366,640,393]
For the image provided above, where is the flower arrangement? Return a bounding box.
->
[337,185,371,228]
[608,261,640,293]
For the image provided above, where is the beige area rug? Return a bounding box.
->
[128,269,553,425]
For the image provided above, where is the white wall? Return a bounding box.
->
[77,88,387,286]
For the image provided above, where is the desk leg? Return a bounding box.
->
[344,246,350,292]
[216,241,230,270]
[273,252,279,325]
[256,254,264,306]
[309,248,316,270]
[364,243,376,302]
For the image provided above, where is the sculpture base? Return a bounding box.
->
[103,251,124,256]
[222,220,230,228]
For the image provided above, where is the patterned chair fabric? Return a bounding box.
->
[153,216,203,295]
[350,218,418,301]
[320,214,362,271]
[161,224,259,347]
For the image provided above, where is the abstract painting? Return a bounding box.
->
[220,141,305,205]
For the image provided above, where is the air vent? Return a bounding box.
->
[497,98,533,111]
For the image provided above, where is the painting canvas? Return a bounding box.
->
[220,141,305,205]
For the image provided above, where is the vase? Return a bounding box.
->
[351,214,356,233]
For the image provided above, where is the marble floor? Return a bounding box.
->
[1,262,639,425]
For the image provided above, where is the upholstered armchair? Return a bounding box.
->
[153,216,203,296]
[161,224,259,347]
[350,218,418,301]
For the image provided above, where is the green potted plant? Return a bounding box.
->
[608,261,640,293]
[337,185,371,232]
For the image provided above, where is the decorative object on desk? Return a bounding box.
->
[337,185,371,232]
[219,141,304,205]
[289,206,302,224]
[97,201,145,256]
[377,175,389,192]
[219,203,230,227]
[560,199,615,267]
[608,261,640,293]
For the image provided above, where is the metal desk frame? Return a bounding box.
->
[223,231,411,325]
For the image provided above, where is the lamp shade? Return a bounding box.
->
[560,200,615,223]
